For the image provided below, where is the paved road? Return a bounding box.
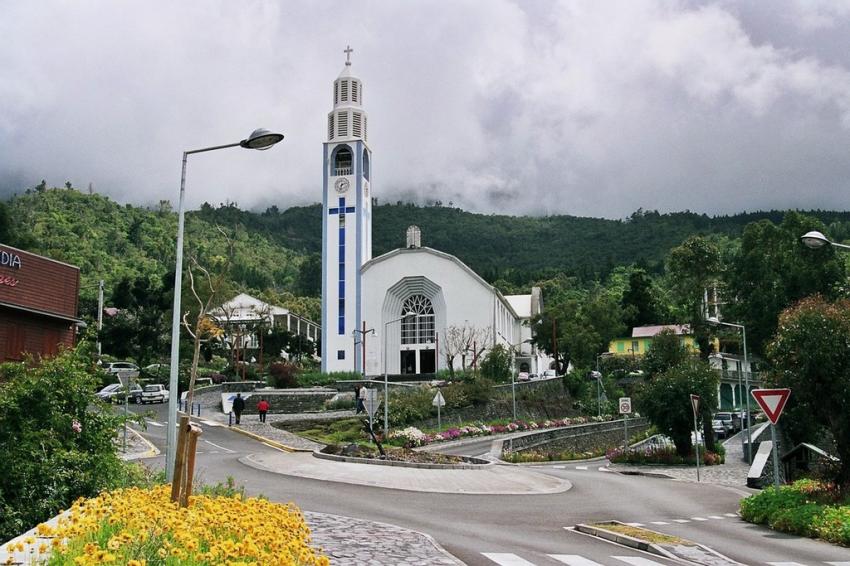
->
[129,404,850,566]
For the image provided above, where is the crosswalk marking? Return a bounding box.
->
[575,465,588,470]
[553,465,566,469]
[672,519,690,523]
[649,521,669,525]
[549,555,603,565]
[690,517,708,521]
[612,556,668,565]
[481,553,536,565]
[707,515,724,519]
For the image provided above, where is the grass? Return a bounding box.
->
[590,522,692,545]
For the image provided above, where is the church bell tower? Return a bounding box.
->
[321,46,373,373]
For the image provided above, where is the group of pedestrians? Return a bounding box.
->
[230,393,270,425]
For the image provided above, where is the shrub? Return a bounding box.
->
[298,371,361,387]
[0,346,129,541]
[268,361,300,388]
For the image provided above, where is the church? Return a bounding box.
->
[320,48,551,377]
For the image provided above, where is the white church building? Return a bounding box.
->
[320,49,551,377]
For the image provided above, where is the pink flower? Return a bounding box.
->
[71,420,82,434]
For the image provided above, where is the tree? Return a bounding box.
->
[767,296,850,486]
[443,323,491,376]
[666,235,722,359]
[480,344,512,382]
[639,360,719,457]
[725,212,846,356]
[101,273,172,366]
[642,328,689,378]
[621,268,666,329]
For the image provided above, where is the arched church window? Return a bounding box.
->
[401,295,435,345]
[333,146,352,176]
[362,150,370,181]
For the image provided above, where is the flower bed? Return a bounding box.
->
[15,485,328,565]
[387,414,623,448]
[606,445,725,466]
[740,479,850,546]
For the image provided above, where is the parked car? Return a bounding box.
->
[529,373,539,380]
[141,384,169,404]
[517,372,530,382]
[542,370,558,379]
[712,412,735,438]
[96,383,143,404]
[102,361,140,375]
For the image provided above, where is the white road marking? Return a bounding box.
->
[612,556,669,565]
[200,419,224,427]
[553,465,566,469]
[707,515,724,519]
[549,555,604,565]
[599,467,612,472]
[690,517,708,521]
[672,519,690,523]
[203,440,235,453]
[724,513,738,517]
[624,522,644,527]
[826,562,850,565]
[766,563,807,566]
[145,420,164,427]
[575,465,588,470]
[649,521,669,525]
[481,553,536,565]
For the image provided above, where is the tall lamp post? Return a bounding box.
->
[352,327,375,376]
[801,230,850,251]
[166,128,284,482]
[497,332,527,422]
[707,316,751,464]
[594,352,614,418]
[383,312,415,437]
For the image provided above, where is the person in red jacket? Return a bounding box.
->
[257,398,270,423]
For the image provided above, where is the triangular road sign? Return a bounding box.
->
[432,390,446,408]
[751,388,791,425]
[690,394,700,416]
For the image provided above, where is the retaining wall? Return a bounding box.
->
[503,418,650,455]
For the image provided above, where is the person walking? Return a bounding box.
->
[358,383,368,414]
[354,384,364,414]
[257,398,270,423]
[232,393,246,425]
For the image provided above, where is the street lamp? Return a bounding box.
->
[383,312,416,437]
[166,128,284,482]
[801,230,850,250]
[594,352,614,418]
[707,316,752,464]
[497,332,527,422]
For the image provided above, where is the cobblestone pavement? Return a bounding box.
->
[609,433,754,489]
[305,512,463,566]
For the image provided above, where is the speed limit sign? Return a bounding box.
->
[619,397,632,414]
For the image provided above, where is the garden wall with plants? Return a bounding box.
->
[506,418,650,455]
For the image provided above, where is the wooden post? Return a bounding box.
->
[170,413,191,503]
[180,424,203,508]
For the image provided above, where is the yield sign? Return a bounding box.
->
[751,388,791,425]
[432,390,446,408]
[690,394,700,417]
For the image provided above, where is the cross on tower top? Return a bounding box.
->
[344,45,353,66]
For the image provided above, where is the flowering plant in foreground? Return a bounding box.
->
[388,414,625,448]
[27,485,328,566]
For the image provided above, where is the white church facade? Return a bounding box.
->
[320,49,551,376]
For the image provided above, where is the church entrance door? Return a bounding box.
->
[400,350,417,374]
[419,349,436,374]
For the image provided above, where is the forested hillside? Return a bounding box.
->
[3,185,850,317]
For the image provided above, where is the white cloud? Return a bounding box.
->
[1,0,849,219]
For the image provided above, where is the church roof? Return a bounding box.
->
[361,246,521,319]
[504,295,533,319]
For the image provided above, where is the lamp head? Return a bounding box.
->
[801,230,830,249]
[240,128,284,150]
[707,316,720,325]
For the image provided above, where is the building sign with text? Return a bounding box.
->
[0,244,80,319]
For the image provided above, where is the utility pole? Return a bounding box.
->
[552,318,558,373]
[97,280,104,359]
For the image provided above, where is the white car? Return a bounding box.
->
[542,370,558,379]
[141,384,169,404]
[102,361,140,374]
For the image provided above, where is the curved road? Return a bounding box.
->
[130,405,850,565]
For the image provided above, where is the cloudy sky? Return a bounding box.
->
[2,0,850,219]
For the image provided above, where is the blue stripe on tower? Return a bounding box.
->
[321,144,329,372]
[355,141,363,373]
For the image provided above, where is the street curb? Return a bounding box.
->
[614,470,676,479]
[227,426,300,452]
[121,427,160,460]
[574,523,679,560]
[313,449,494,469]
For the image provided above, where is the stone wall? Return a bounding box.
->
[504,418,650,455]
[240,389,338,414]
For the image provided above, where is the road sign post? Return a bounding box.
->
[619,397,631,452]
[751,388,791,488]
[432,390,446,431]
[363,388,380,438]
[690,394,701,482]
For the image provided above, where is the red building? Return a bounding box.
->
[0,244,81,362]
